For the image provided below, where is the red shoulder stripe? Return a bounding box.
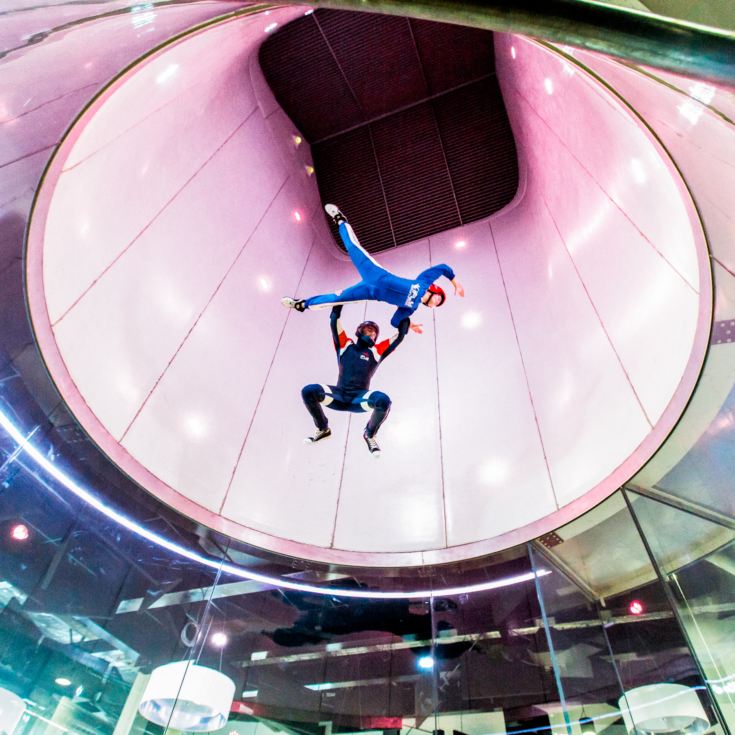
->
[375,338,390,356]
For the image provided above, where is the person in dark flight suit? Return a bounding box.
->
[300,304,409,457]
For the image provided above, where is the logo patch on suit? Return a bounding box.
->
[405,283,420,307]
[360,353,370,361]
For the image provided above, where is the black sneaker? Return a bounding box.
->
[324,204,346,225]
[363,431,381,458]
[281,297,306,312]
[304,428,331,444]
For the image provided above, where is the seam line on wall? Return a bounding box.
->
[490,220,559,509]
[511,81,698,296]
[428,237,449,548]
[543,198,654,428]
[0,144,55,171]
[121,173,289,444]
[63,77,239,174]
[53,108,259,327]
[220,214,316,514]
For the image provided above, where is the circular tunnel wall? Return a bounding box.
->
[25,9,712,566]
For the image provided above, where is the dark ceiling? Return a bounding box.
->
[260,10,518,251]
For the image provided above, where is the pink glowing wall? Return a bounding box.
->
[26,16,711,565]
[564,51,735,493]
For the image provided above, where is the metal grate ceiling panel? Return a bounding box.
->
[260,10,518,252]
[313,127,396,251]
[433,77,520,222]
[371,103,461,246]
[258,14,362,140]
[316,10,429,119]
[409,17,496,95]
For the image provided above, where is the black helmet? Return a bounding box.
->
[356,320,379,341]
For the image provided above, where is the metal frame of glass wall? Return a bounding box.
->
[1,440,733,735]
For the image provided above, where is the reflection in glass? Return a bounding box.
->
[429,547,562,734]
[529,540,623,733]
[627,490,735,730]
[531,492,722,734]
[0,433,229,734]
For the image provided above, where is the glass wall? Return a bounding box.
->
[1,419,733,735]
[529,493,723,735]
[625,489,735,730]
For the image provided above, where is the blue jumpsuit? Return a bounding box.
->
[305,222,455,328]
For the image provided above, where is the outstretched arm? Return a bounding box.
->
[376,317,410,362]
[419,264,464,297]
[330,305,351,353]
[419,263,455,283]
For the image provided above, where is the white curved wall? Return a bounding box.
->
[492,35,705,505]
[26,15,711,565]
[556,50,735,497]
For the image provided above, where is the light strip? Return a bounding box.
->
[0,409,549,598]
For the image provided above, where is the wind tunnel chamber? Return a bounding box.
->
[26,8,711,566]
[3,0,735,734]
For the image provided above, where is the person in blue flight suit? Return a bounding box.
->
[282,204,464,333]
[300,304,409,457]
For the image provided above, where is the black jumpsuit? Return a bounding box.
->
[301,306,409,438]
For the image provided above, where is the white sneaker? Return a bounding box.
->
[324,204,345,224]
[281,296,306,312]
[363,431,381,458]
[304,428,332,444]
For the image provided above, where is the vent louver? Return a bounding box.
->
[260,10,518,252]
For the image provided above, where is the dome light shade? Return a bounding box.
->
[0,687,26,732]
[138,662,235,732]
[618,683,709,734]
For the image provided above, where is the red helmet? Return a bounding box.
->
[427,283,446,306]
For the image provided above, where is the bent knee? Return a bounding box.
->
[302,384,324,402]
[372,392,391,410]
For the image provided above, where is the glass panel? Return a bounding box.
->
[0,435,227,735]
[428,547,563,734]
[194,572,436,735]
[627,490,735,730]
[533,491,723,734]
[633,381,735,521]
[528,541,623,734]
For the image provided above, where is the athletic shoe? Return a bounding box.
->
[304,427,332,444]
[281,296,306,312]
[324,204,346,225]
[363,431,381,458]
